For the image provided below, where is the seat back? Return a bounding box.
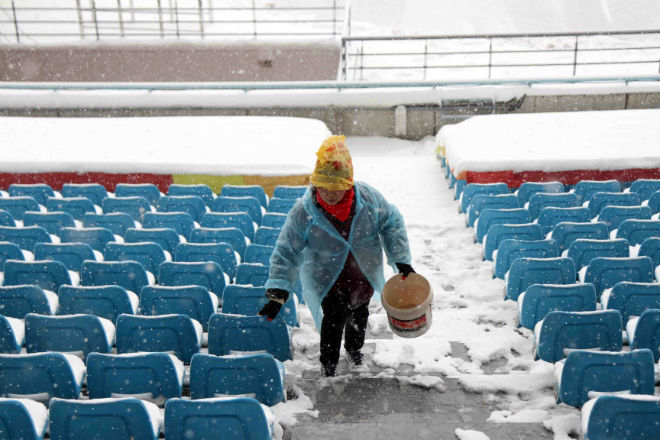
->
[0,242,24,267]
[3,260,71,292]
[582,395,660,440]
[157,261,226,296]
[222,284,297,327]
[221,185,268,208]
[102,196,152,221]
[566,238,629,271]
[140,285,216,331]
[273,185,307,200]
[467,194,519,227]
[8,184,54,206]
[483,223,542,261]
[254,227,281,247]
[574,180,621,202]
[588,191,640,217]
[616,219,660,246]
[124,227,180,255]
[638,237,660,267]
[459,183,509,213]
[168,183,215,207]
[0,314,23,353]
[494,239,559,279]
[82,213,135,236]
[34,242,96,272]
[244,244,274,266]
[506,257,576,301]
[0,226,51,251]
[59,227,114,252]
[190,227,246,259]
[201,212,255,241]
[528,192,580,219]
[0,352,82,400]
[0,398,47,440]
[81,260,150,293]
[23,211,76,235]
[174,242,237,281]
[235,263,269,287]
[115,183,161,205]
[648,190,660,214]
[61,183,108,206]
[598,205,652,232]
[550,221,609,252]
[142,212,195,239]
[629,309,660,361]
[0,210,14,227]
[45,197,95,220]
[261,212,288,229]
[475,208,531,243]
[0,285,53,318]
[604,282,660,323]
[0,197,40,221]
[105,242,166,274]
[25,313,113,358]
[537,207,591,235]
[630,179,660,201]
[518,283,597,330]
[212,196,263,225]
[156,195,206,222]
[267,197,297,214]
[584,257,654,294]
[58,285,134,322]
[516,181,565,205]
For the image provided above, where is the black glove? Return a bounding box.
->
[395,263,415,279]
[258,288,289,321]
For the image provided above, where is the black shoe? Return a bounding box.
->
[347,350,363,366]
[322,363,337,377]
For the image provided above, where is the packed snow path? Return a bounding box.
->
[280,137,573,440]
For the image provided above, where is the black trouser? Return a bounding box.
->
[319,294,370,368]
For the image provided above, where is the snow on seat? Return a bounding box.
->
[220,185,268,209]
[261,212,288,229]
[168,184,215,208]
[201,212,255,242]
[0,226,51,252]
[139,285,218,331]
[213,196,263,226]
[157,261,226,299]
[555,349,655,408]
[208,313,292,362]
[0,352,84,400]
[61,183,108,207]
[254,226,281,247]
[597,205,652,232]
[25,313,114,358]
[156,195,207,223]
[244,244,274,266]
[566,238,629,272]
[8,184,55,207]
[267,197,297,215]
[58,285,138,322]
[115,183,162,206]
[164,396,273,440]
[581,394,660,440]
[86,352,183,403]
[124,227,180,256]
[34,242,96,272]
[549,221,609,252]
[223,284,298,328]
[23,211,76,235]
[505,257,575,301]
[475,208,531,244]
[235,263,270,288]
[537,206,591,235]
[190,227,247,260]
[102,196,153,222]
[190,352,285,406]
[583,257,654,295]
[174,242,237,282]
[45,197,96,221]
[49,397,162,440]
[142,212,195,240]
[517,283,597,330]
[0,315,24,353]
[3,260,71,292]
[0,398,48,440]
[59,227,115,253]
[602,282,660,324]
[82,213,136,237]
[629,179,660,201]
[516,181,565,205]
[647,190,660,215]
[638,237,660,268]
[0,210,15,227]
[0,242,24,267]
[494,239,559,280]
[483,223,542,262]
[459,183,509,214]
[273,185,307,201]
[534,310,622,363]
[573,180,621,204]
[104,242,166,276]
[587,192,640,217]
[0,285,58,318]
[528,192,580,219]
[467,194,519,228]
[627,309,660,362]
[0,197,41,221]
[615,219,660,246]
[116,314,201,363]
[82,260,150,293]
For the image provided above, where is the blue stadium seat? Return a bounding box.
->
[164,397,272,440]
[244,244,274,266]
[602,281,660,323]
[25,313,114,358]
[537,207,591,235]
[82,212,136,236]
[0,397,48,440]
[61,183,108,206]
[140,285,218,331]
[59,226,115,252]
[3,260,71,292]
[116,313,201,363]
[528,192,580,219]
[647,190,660,214]
[49,397,161,440]
[454,179,466,200]
[556,349,655,407]
[174,242,237,281]
[0,352,84,400]
[493,239,559,279]
[23,211,76,234]
[58,285,137,322]
[273,185,307,200]
[638,237,660,267]
[261,212,288,229]
[8,184,54,206]
[34,242,96,272]
[629,179,660,201]
[105,242,166,275]
[534,310,622,363]
[115,183,161,206]
[221,184,268,209]
[142,212,195,239]
[189,353,285,405]
[574,180,621,202]
[475,208,531,243]
[156,195,206,222]
[157,261,226,297]
[124,227,180,255]
[588,192,641,217]
[235,263,269,287]
[222,284,297,327]
[267,197,297,214]
[627,309,660,361]
[550,221,609,252]
[81,260,150,293]
[0,285,57,318]
[45,197,95,220]
[87,352,183,402]
[483,223,542,261]
[0,226,51,251]
[212,196,263,226]
[459,183,509,214]
[598,205,653,231]
[581,394,660,440]
[208,313,292,361]
[566,238,629,272]
[0,314,24,353]
[254,226,281,247]
[102,196,152,221]
[190,227,247,259]
[0,210,14,227]
[505,257,576,301]
[583,257,654,294]
[616,219,660,246]
[467,194,519,227]
[518,283,597,330]
[0,197,40,221]
[516,181,565,205]
[201,212,255,242]
[168,183,215,207]
[0,242,24,267]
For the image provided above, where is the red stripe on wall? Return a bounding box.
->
[459,168,660,187]
[0,172,174,192]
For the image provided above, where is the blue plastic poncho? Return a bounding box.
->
[265,182,412,330]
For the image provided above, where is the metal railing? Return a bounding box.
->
[0,0,349,42]
[341,31,660,80]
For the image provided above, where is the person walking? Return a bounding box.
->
[259,135,414,377]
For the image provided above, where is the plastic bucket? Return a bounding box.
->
[381,273,433,338]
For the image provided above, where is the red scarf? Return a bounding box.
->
[316,187,354,222]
